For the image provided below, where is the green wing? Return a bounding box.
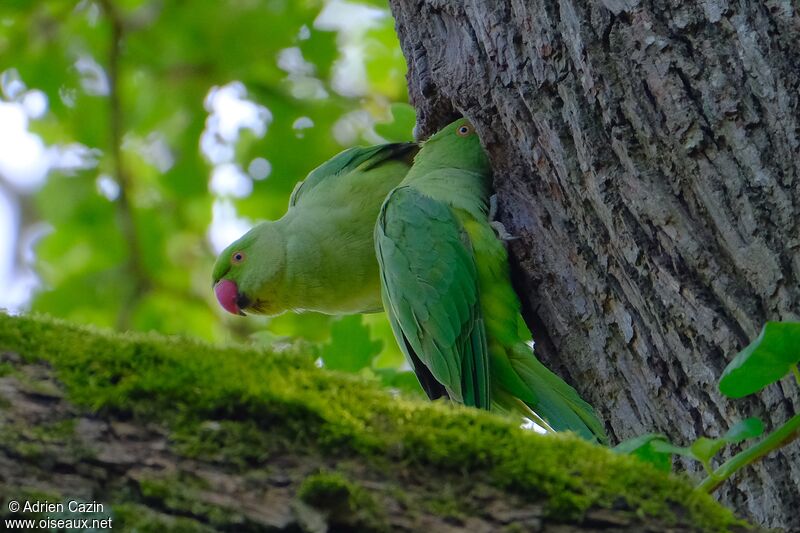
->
[375,186,490,409]
[289,143,417,207]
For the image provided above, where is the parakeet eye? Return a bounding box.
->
[456,123,474,137]
[231,251,246,264]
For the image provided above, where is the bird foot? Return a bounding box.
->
[489,195,519,242]
[491,221,519,242]
[489,194,500,220]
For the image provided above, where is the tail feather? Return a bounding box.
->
[502,344,608,443]
[492,389,556,434]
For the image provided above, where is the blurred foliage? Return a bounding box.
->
[0,0,421,395]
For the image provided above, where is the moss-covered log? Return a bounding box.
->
[0,314,750,531]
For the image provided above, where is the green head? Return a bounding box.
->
[212,222,286,316]
[416,118,491,174]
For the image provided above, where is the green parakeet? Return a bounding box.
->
[375,119,607,442]
[212,143,417,316]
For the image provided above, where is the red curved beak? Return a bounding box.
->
[214,279,245,316]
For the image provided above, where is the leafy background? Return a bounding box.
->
[0,0,421,395]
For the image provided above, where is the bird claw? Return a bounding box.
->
[489,194,500,220]
[491,221,519,242]
[489,194,519,242]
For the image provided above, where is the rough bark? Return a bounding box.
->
[389,0,800,529]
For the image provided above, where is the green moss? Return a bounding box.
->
[0,488,63,518]
[29,419,77,441]
[0,360,14,377]
[113,503,216,533]
[12,441,45,461]
[423,488,464,520]
[171,419,283,466]
[0,313,745,531]
[0,414,90,466]
[138,476,235,527]
[298,471,386,531]
[13,372,62,398]
[298,471,362,507]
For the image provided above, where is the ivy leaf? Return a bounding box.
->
[721,417,764,444]
[320,316,383,373]
[719,322,800,398]
[613,434,673,472]
[650,440,694,459]
[688,437,727,465]
[648,438,723,474]
[650,418,765,468]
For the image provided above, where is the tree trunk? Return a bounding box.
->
[389,0,800,529]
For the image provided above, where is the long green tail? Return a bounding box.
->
[492,344,608,443]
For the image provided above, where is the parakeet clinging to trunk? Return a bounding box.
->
[375,119,607,443]
[212,143,417,316]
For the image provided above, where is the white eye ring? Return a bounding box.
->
[456,123,473,137]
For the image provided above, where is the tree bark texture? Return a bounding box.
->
[389,0,800,529]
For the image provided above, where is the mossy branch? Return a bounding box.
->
[0,313,752,532]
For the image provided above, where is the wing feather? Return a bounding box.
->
[290,143,417,207]
[376,187,490,409]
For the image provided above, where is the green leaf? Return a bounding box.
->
[613,433,665,454]
[320,316,383,373]
[688,437,726,464]
[267,312,333,343]
[684,418,765,467]
[375,103,417,142]
[719,322,800,398]
[642,418,765,469]
[721,417,764,443]
[363,312,406,369]
[374,368,425,396]
[650,440,694,459]
[613,434,673,472]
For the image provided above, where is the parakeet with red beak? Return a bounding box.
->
[212,143,417,316]
[211,126,605,443]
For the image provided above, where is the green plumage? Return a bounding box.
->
[212,142,417,316]
[211,124,605,442]
[375,120,607,442]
